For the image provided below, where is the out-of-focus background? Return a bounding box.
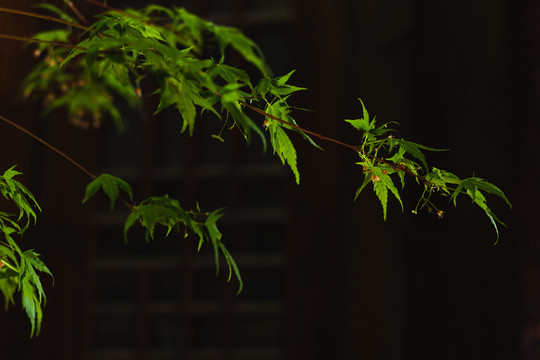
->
[0,0,536,359]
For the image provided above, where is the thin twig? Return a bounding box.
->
[0,115,96,179]
[0,7,87,31]
[239,100,361,152]
[237,99,430,184]
[82,0,122,13]
[0,115,135,210]
[66,0,88,25]
[0,33,86,50]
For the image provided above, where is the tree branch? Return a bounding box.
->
[0,6,87,31]
[0,33,86,50]
[0,115,136,209]
[237,99,429,184]
[239,100,361,152]
[66,0,88,25]
[0,115,96,179]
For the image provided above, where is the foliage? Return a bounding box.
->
[0,167,52,337]
[0,1,511,336]
[123,197,242,292]
[347,99,511,239]
[82,173,133,210]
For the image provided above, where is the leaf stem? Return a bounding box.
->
[0,115,96,179]
[1,259,19,273]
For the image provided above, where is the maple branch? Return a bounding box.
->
[207,89,431,184]
[239,100,362,152]
[82,0,122,13]
[66,0,88,25]
[0,115,135,209]
[0,7,87,31]
[237,99,430,185]
[0,115,96,179]
[0,33,86,50]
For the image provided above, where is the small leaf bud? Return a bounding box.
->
[437,210,445,219]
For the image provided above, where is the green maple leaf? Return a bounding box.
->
[218,242,243,294]
[34,3,77,24]
[20,250,52,303]
[345,98,376,134]
[125,198,179,241]
[0,166,41,230]
[209,61,252,89]
[269,70,307,97]
[124,196,200,242]
[124,204,163,241]
[213,25,270,77]
[205,209,224,274]
[389,139,446,172]
[450,177,511,243]
[31,29,71,45]
[370,166,403,220]
[175,81,198,135]
[266,100,322,151]
[123,197,242,293]
[0,241,18,265]
[20,277,41,337]
[221,100,266,151]
[268,123,300,184]
[373,178,389,220]
[0,267,17,310]
[17,250,52,337]
[205,208,242,294]
[82,174,133,211]
[252,70,306,100]
[354,171,372,200]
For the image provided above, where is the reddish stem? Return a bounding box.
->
[82,0,122,13]
[237,99,429,184]
[0,115,96,179]
[66,0,88,24]
[0,34,86,50]
[0,6,87,30]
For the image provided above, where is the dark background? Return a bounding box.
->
[0,0,537,359]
